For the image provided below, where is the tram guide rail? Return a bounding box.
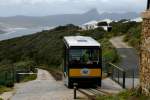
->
[73,84,111,100]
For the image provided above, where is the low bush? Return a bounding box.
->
[99,38,120,63]
[96,89,150,100]
[124,24,141,50]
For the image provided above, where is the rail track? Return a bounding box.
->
[74,86,112,100]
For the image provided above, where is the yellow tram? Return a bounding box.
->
[63,36,102,88]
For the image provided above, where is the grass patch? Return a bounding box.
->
[20,74,37,82]
[96,89,150,100]
[123,23,141,50]
[0,85,12,94]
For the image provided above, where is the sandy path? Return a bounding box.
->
[10,69,85,100]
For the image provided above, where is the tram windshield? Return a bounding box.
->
[69,49,99,64]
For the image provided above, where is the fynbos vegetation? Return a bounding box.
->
[0,22,141,93]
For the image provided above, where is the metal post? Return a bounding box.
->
[118,70,119,83]
[73,83,78,99]
[123,72,126,88]
[132,70,135,89]
[74,86,77,99]
[112,68,114,79]
[16,73,19,83]
[147,0,150,10]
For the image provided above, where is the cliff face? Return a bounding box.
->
[140,10,150,96]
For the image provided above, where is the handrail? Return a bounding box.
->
[108,62,125,72]
[107,62,126,88]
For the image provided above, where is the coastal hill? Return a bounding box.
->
[0,21,141,90]
[0,9,139,28]
[0,20,141,68]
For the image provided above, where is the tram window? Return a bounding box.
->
[69,49,82,63]
[69,49,99,64]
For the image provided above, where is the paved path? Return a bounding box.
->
[117,78,140,89]
[10,69,85,100]
[1,69,124,100]
[101,78,123,94]
[110,36,139,89]
[110,36,139,76]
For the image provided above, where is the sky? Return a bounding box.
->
[0,0,147,16]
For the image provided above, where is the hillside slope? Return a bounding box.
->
[0,23,119,68]
[0,25,80,66]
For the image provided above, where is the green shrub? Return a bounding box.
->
[110,21,139,34]
[0,60,37,86]
[14,61,36,72]
[99,38,119,63]
[0,65,14,86]
[124,24,141,50]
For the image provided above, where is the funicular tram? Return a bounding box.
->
[63,36,102,88]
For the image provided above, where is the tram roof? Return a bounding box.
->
[64,36,100,47]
